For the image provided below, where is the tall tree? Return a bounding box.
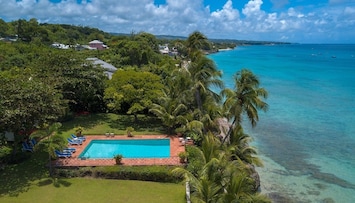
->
[111,34,160,67]
[185,31,209,59]
[0,19,9,37]
[30,122,66,176]
[0,68,66,152]
[222,69,268,143]
[172,132,270,202]
[149,93,189,134]
[33,51,108,113]
[105,70,163,121]
[188,56,223,114]
[229,125,263,167]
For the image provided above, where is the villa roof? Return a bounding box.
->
[89,40,103,44]
[86,58,117,79]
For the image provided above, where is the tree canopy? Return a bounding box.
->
[0,68,66,142]
[105,70,164,119]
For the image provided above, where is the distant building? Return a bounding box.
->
[51,43,69,49]
[159,44,169,54]
[4,131,14,142]
[0,35,18,42]
[89,40,108,50]
[80,45,97,50]
[159,44,178,56]
[86,58,117,79]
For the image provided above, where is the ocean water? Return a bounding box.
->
[209,44,355,203]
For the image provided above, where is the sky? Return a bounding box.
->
[1,0,355,43]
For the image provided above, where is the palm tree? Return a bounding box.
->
[188,56,224,119]
[149,93,189,135]
[220,170,271,203]
[159,60,223,136]
[164,68,194,105]
[222,69,268,144]
[172,132,269,202]
[229,125,263,167]
[150,69,195,135]
[186,31,209,59]
[219,171,255,202]
[30,122,66,176]
[200,94,223,133]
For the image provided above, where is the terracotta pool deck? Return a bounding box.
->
[53,135,186,167]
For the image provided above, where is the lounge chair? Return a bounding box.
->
[30,138,37,147]
[55,150,72,158]
[63,148,76,154]
[22,142,33,152]
[71,134,86,141]
[110,133,115,137]
[67,138,82,145]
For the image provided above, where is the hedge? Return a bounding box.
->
[54,165,183,183]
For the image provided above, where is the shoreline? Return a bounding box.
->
[218,47,234,52]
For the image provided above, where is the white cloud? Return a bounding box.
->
[0,0,354,43]
[242,0,265,18]
[211,0,239,21]
[287,8,304,18]
[344,6,355,15]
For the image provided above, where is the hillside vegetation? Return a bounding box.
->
[1,19,271,202]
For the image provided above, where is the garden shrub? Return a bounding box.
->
[8,151,32,164]
[0,146,12,166]
[185,145,205,177]
[54,165,183,183]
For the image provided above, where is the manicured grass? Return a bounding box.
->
[0,178,185,203]
[58,113,165,136]
[0,152,185,203]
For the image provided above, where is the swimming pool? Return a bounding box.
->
[78,139,170,159]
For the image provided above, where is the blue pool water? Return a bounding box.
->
[78,139,170,159]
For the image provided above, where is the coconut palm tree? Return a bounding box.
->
[188,56,223,119]
[229,125,263,167]
[30,122,66,157]
[219,170,255,202]
[186,31,209,59]
[222,69,268,144]
[30,122,66,176]
[220,170,271,203]
[164,68,194,105]
[201,94,223,133]
[149,93,189,135]
[172,132,269,202]
[159,58,223,136]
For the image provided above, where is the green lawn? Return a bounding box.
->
[58,113,165,136]
[0,178,185,203]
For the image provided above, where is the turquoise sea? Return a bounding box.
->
[209,44,355,203]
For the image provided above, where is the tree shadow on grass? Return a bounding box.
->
[58,113,110,134]
[107,114,166,134]
[53,178,72,188]
[0,151,72,198]
[36,177,71,188]
[0,151,49,197]
[37,178,53,186]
